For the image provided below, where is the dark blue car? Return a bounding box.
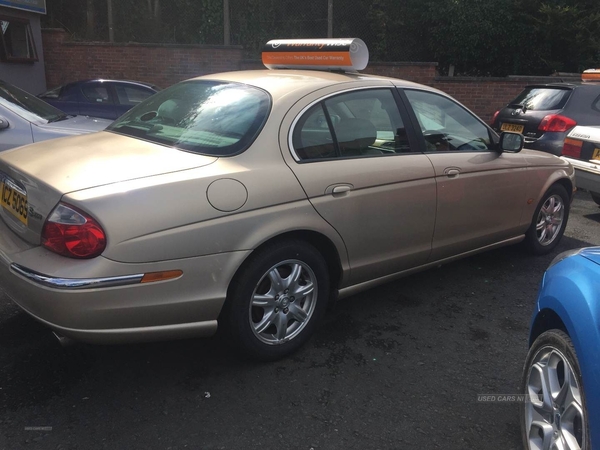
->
[39,80,160,121]
[522,247,600,449]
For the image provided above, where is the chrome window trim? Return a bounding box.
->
[10,263,144,290]
[288,85,400,162]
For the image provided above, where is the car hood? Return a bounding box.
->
[579,247,600,266]
[36,115,112,134]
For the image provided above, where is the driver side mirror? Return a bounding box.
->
[0,116,9,131]
[499,131,524,153]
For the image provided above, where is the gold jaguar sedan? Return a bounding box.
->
[0,39,575,360]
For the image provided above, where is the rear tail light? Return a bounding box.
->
[562,138,583,158]
[491,110,500,126]
[538,114,577,133]
[41,203,106,259]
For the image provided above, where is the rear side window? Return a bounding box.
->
[108,80,271,156]
[510,88,571,111]
[292,89,410,161]
[115,84,154,106]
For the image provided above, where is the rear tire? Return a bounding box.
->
[223,240,330,361]
[591,192,600,206]
[525,185,570,255]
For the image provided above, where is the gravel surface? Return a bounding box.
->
[1,191,599,450]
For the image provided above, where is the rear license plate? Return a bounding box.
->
[0,179,28,225]
[501,123,525,133]
[593,148,600,161]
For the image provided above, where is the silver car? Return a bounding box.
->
[0,66,575,360]
[0,79,111,151]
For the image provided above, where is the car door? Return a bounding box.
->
[401,88,529,261]
[279,84,437,287]
[78,82,117,119]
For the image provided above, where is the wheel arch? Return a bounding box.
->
[529,308,568,347]
[223,230,345,313]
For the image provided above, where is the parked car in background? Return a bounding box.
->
[39,80,160,120]
[0,39,576,361]
[522,246,600,450]
[562,126,600,206]
[0,79,111,152]
[491,82,600,156]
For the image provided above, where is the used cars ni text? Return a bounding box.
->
[0,39,576,360]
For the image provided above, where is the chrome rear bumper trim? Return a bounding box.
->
[10,263,144,290]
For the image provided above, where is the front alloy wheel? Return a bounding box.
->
[525,185,570,255]
[521,330,590,450]
[535,194,565,246]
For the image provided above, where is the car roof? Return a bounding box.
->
[194,69,440,99]
[64,79,160,90]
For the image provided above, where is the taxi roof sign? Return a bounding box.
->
[262,38,369,72]
[582,69,600,82]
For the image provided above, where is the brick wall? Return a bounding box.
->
[42,29,578,122]
[42,29,244,89]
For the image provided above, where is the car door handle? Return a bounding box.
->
[444,168,461,178]
[325,184,354,196]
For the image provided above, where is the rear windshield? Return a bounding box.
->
[107,80,271,156]
[509,87,571,111]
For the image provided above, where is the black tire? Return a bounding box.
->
[525,184,570,255]
[591,192,600,206]
[223,240,330,361]
[520,330,590,449]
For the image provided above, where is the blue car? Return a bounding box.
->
[522,247,600,449]
[39,79,160,120]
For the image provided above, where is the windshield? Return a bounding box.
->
[510,87,572,111]
[107,80,271,156]
[0,80,67,123]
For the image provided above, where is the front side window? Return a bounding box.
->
[0,17,37,62]
[82,84,112,104]
[293,89,410,161]
[404,89,493,152]
[108,80,271,156]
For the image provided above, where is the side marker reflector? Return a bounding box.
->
[141,270,183,283]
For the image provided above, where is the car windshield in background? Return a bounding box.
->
[107,81,271,156]
[509,87,571,111]
[0,80,67,123]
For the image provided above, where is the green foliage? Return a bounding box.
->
[41,0,600,76]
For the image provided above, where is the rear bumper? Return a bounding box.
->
[0,217,250,344]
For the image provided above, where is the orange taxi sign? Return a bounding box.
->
[582,69,600,82]
[262,38,369,71]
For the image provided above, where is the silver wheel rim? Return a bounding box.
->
[525,346,586,450]
[249,259,317,345]
[536,194,565,246]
